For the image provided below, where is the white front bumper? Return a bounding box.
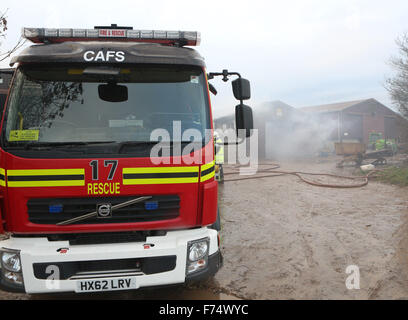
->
[0,228,218,294]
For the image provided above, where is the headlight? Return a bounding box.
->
[4,271,24,285]
[186,238,209,274]
[0,249,24,287]
[1,251,21,272]
[188,241,208,262]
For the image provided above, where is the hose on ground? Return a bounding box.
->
[221,163,380,188]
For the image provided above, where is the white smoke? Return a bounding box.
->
[254,101,339,159]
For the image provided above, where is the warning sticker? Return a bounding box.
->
[190,76,199,84]
[9,130,40,141]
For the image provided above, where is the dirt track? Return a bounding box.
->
[211,159,408,299]
[1,158,408,299]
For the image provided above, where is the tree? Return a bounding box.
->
[0,11,6,34]
[386,33,408,118]
[0,9,8,47]
[15,80,84,130]
[0,9,26,63]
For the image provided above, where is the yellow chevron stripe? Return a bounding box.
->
[200,170,215,182]
[7,180,85,187]
[200,161,215,182]
[0,168,5,187]
[201,161,215,171]
[7,168,84,176]
[123,177,199,185]
[123,166,199,174]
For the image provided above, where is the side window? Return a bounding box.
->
[0,95,6,117]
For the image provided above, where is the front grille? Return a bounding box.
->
[33,255,177,280]
[27,195,180,225]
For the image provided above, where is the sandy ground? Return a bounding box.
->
[1,157,408,299]
[211,158,408,299]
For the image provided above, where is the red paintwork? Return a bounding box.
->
[0,66,218,235]
[201,180,218,226]
[0,70,14,235]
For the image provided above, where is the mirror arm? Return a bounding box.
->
[208,70,242,82]
[208,70,245,104]
[208,70,244,103]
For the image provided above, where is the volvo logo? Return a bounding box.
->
[97,203,112,218]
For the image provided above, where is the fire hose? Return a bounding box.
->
[221,163,380,188]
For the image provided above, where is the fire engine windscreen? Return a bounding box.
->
[4,65,210,148]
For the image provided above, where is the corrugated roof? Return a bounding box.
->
[300,99,371,113]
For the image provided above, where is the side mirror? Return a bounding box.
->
[98,83,128,102]
[235,103,253,137]
[232,78,251,101]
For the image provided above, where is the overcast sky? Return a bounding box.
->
[1,0,408,117]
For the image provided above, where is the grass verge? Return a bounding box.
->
[375,166,408,186]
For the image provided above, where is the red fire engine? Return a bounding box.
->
[0,25,252,293]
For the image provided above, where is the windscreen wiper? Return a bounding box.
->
[6,140,201,152]
[16,141,117,150]
[117,141,165,153]
[117,141,200,153]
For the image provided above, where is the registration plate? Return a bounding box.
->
[75,277,137,293]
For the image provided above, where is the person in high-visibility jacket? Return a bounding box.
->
[214,131,224,183]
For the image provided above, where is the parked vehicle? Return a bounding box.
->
[0,25,252,293]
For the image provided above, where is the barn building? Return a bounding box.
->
[215,98,408,160]
[300,98,407,145]
[214,100,310,159]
